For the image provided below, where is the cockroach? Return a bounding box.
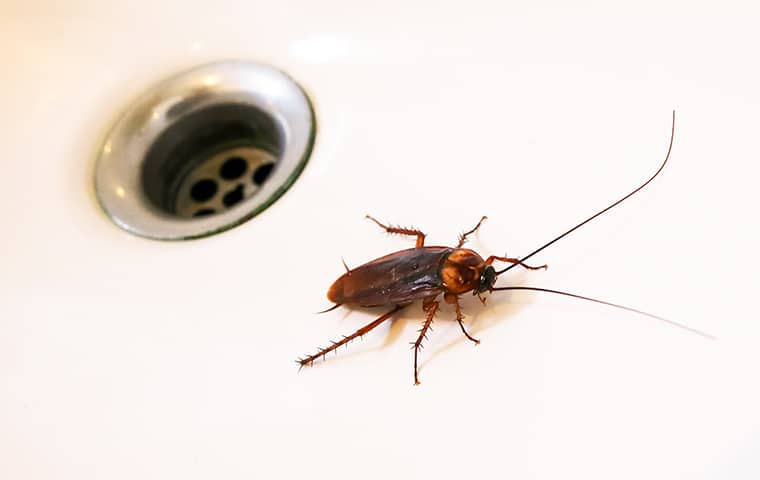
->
[297,111,713,384]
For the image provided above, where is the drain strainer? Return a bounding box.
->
[95,61,315,240]
[174,146,277,218]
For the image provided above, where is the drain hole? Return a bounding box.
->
[223,184,245,207]
[252,163,274,186]
[193,208,216,217]
[220,156,247,180]
[190,179,218,202]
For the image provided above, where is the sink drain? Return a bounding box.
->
[95,61,315,240]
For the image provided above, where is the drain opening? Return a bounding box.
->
[253,163,274,185]
[190,179,217,202]
[220,157,247,180]
[193,208,216,217]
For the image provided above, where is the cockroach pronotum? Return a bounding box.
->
[297,111,714,384]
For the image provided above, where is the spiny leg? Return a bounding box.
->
[444,293,480,345]
[456,215,488,248]
[486,255,548,271]
[412,297,439,385]
[298,305,403,368]
[366,215,426,248]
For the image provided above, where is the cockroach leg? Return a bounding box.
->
[444,293,480,345]
[298,305,403,368]
[366,214,426,248]
[456,215,488,248]
[412,297,439,385]
[485,255,547,271]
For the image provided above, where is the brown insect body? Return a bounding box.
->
[301,214,544,384]
[298,112,713,385]
[328,247,487,307]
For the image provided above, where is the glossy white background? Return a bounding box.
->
[2,1,759,479]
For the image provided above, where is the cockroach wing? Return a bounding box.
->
[328,247,452,307]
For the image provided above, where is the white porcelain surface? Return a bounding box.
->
[3,2,759,479]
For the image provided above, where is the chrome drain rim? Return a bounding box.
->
[95,61,316,240]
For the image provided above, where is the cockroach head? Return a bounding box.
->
[476,265,497,294]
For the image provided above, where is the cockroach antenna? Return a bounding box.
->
[495,111,676,275]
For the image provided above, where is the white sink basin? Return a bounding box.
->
[3,2,759,479]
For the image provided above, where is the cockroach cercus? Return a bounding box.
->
[297,111,714,385]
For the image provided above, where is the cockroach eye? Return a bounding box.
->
[477,266,497,294]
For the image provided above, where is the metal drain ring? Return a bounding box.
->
[95,61,315,240]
